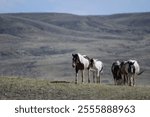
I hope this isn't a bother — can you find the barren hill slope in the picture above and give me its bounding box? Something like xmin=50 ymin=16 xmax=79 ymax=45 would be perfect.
xmin=0 ymin=12 xmax=150 ymax=85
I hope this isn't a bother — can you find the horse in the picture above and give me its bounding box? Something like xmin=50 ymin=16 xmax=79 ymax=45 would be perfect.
xmin=89 ymin=58 xmax=103 ymax=83
xmin=72 ymin=53 xmax=91 ymax=84
xmin=111 ymin=61 xmax=122 ymax=85
xmin=120 ymin=60 xmax=144 ymax=86
xmin=127 ymin=60 xmax=144 ymax=86
xmin=120 ymin=61 xmax=129 ymax=85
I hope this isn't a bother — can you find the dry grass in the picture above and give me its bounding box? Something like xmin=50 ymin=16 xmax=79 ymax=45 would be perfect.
xmin=0 ymin=77 xmax=150 ymax=100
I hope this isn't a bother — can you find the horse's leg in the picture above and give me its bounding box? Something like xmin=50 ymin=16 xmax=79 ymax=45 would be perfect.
xmin=124 ymin=74 xmax=127 ymax=85
xmin=97 ymin=70 xmax=100 ymax=84
xmin=114 ymin=78 xmax=116 ymax=85
xmin=133 ymin=75 xmax=135 ymax=86
xmin=75 ymin=68 xmax=78 ymax=84
xmin=88 ymin=70 xmax=90 ymax=83
xmin=121 ymin=74 xmax=123 ymax=85
xmin=99 ymin=74 xmax=101 ymax=84
xmin=127 ymin=75 xmax=129 ymax=85
xmin=81 ymin=70 xmax=84 ymax=83
xmin=113 ymin=74 xmax=116 ymax=85
xmin=93 ymin=71 xmax=95 ymax=83
xmin=96 ymin=71 xmax=98 ymax=83
xmin=96 ymin=76 xmax=98 ymax=83
xmin=129 ymin=75 xmax=132 ymax=86
xmin=123 ymin=75 xmax=125 ymax=85
xmin=131 ymin=76 xmax=133 ymax=86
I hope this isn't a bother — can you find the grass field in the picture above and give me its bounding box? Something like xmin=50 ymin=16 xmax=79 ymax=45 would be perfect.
xmin=0 ymin=77 xmax=150 ymax=100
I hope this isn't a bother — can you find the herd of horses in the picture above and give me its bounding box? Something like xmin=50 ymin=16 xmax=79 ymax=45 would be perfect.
xmin=72 ymin=53 xmax=144 ymax=86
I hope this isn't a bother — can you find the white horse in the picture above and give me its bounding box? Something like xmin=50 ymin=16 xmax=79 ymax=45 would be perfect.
xmin=72 ymin=53 xmax=90 ymax=84
xmin=89 ymin=58 xmax=103 ymax=83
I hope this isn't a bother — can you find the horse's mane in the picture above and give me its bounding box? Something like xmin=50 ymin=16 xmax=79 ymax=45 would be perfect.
xmin=83 ymin=55 xmax=90 ymax=61
xmin=77 ymin=53 xmax=90 ymax=64
xmin=77 ymin=53 xmax=84 ymax=64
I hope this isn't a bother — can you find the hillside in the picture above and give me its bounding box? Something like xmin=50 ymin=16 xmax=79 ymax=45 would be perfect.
xmin=0 ymin=12 xmax=150 ymax=85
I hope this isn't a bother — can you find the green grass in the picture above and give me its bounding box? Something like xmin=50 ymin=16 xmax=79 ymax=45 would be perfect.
xmin=0 ymin=77 xmax=150 ymax=100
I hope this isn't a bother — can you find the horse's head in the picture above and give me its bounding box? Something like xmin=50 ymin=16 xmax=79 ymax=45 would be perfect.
xmin=72 ymin=54 xmax=79 ymax=68
xmin=128 ymin=61 xmax=135 ymax=74
xmin=112 ymin=60 xmax=121 ymax=72
xmin=89 ymin=58 xmax=94 ymax=68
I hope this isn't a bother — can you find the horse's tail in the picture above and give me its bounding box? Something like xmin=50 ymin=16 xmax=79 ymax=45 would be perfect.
xmin=137 ymin=70 xmax=144 ymax=75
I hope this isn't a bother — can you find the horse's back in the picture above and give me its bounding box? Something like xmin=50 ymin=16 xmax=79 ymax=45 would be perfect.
xmin=95 ymin=60 xmax=103 ymax=71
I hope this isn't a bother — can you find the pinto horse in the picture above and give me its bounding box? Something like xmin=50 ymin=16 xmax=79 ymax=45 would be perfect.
xmin=120 ymin=60 xmax=144 ymax=86
xmin=89 ymin=58 xmax=103 ymax=83
xmin=72 ymin=53 xmax=90 ymax=84
xmin=127 ymin=60 xmax=144 ymax=86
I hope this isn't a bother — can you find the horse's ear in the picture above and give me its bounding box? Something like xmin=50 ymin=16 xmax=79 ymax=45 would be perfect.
xmin=129 ymin=61 xmax=135 ymax=65
xmin=131 ymin=62 xmax=135 ymax=65
xmin=90 ymin=58 xmax=94 ymax=63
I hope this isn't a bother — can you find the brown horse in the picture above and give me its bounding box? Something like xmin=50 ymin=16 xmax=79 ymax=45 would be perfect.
xmin=120 ymin=61 xmax=129 ymax=85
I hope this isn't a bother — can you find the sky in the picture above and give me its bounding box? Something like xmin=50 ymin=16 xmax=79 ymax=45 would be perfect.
xmin=0 ymin=0 xmax=150 ymax=15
